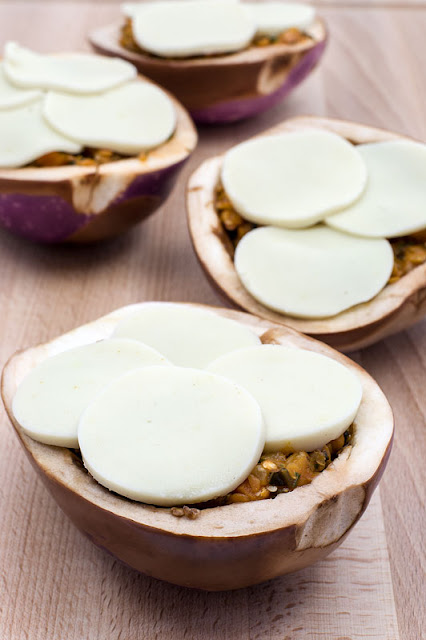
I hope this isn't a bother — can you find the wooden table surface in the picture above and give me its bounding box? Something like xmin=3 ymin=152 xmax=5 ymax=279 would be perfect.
xmin=0 ymin=1 xmax=425 ymax=639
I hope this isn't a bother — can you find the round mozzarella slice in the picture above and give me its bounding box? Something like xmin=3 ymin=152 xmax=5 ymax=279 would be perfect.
xmin=78 ymin=366 xmax=265 ymax=505
xmin=221 ymin=131 xmax=367 ymax=228
xmin=0 ymin=62 xmax=42 ymax=110
xmin=244 ymin=2 xmax=316 ymax=37
xmin=112 ymin=302 xmax=261 ymax=368
xmin=3 ymin=42 xmax=136 ymax=94
xmin=43 ymin=80 xmax=176 ymax=154
xmin=208 ymin=344 xmax=362 ymax=453
xmin=0 ymin=98 xmax=81 ymax=168
xmin=326 ymin=140 xmax=426 ymax=238
xmin=121 ymin=2 xmax=141 ymax=18
xmin=12 ymin=339 xmax=169 ymax=447
xmin=132 ymin=0 xmax=256 ymax=58
xmin=234 ymin=225 xmax=393 ymax=318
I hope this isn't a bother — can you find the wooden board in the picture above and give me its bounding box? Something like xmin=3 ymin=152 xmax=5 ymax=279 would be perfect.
xmin=0 ymin=484 xmax=399 ymax=640
xmin=0 ymin=1 xmax=425 ymax=639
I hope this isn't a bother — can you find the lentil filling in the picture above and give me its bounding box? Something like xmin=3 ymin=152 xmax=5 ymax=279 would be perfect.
xmin=28 ymin=148 xmax=128 ymax=168
xmin=207 ymin=425 xmax=353 ymax=508
xmin=214 ymin=183 xmax=426 ymax=284
xmin=119 ymin=17 xmax=310 ymax=58
xmin=71 ymin=424 xmax=353 ymax=518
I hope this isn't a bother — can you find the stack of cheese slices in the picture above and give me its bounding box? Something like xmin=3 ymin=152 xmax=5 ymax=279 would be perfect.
xmin=220 ymin=129 xmax=426 ymax=318
xmin=12 ymin=303 xmax=362 ymax=507
xmin=0 ymin=42 xmax=176 ymax=168
xmin=121 ymin=0 xmax=317 ymax=58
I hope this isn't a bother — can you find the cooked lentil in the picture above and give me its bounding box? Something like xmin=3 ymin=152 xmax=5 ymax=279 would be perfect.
xmin=389 ymin=237 xmax=426 ymax=283
xmin=119 ymin=18 xmax=310 ymax=59
xmin=29 ymin=148 xmax=126 ymax=168
xmin=215 ymin=184 xmax=256 ymax=253
xmin=171 ymin=505 xmax=201 ymax=519
xmin=220 ymin=426 xmax=353 ymax=505
xmin=70 ymin=426 xmax=353 ymax=511
xmin=214 ymin=183 xmax=426 ymax=283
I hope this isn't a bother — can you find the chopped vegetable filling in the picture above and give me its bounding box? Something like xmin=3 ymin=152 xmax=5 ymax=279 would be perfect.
xmin=219 ymin=426 xmax=352 ymax=505
xmin=215 ymin=183 xmax=256 ymax=250
xmin=214 ymin=183 xmax=426 ymax=283
xmin=389 ymin=236 xmax=426 ymax=283
xmin=70 ymin=426 xmax=353 ymax=515
xmin=28 ymin=146 xmax=152 ymax=168
xmin=119 ymin=18 xmax=309 ymax=58
xmin=30 ymin=148 xmax=123 ymax=167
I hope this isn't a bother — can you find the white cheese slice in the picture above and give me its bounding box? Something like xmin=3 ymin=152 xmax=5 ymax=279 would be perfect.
xmin=234 ymin=225 xmax=393 ymax=318
xmin=112 ymin=302 xmax=261 ymax=368
xmin=221 ymin=131 xmax=367 ymax=228
xmin=326 ymin=140 xmax=426 ymax=238
xmin=244 ymin=2 xmax=316 ymax=37
xmin=3 ymin=42 xmax=136 ymax=94
xmin=132 ymin=0 xmax=256 ymax=58
xmin=78 ymin=366 xmax=265 ymax=505
xmin=208 ymin=344 xmax=362 ymax=453
xmin=121 ymin=2 xmax=142 ymax=18
xmin=12 ymin=339 xmax=170 ymax=447
xmin=43 ymin=80 xmax=176 ymax=154
xmin=0 ymin=97 xmax=82 ymax=168
xmin=0 ymin=62 xmax=42 ymax=110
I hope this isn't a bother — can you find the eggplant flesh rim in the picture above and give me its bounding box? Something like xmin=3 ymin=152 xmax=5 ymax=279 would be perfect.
xmin=186 ymin=116 xmax=426 ymax=348
xmin=2 ymin=303 xmax=393 ymax=547
xmin=0 ymin=74 xmax=197 ymax=216
xmin=89 ymin=16 xmax=326 ymax=67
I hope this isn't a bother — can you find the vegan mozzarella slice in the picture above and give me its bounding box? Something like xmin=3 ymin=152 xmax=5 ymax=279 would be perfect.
xmin=112 ymin=302 xmax=261 ymax=368
xmin=121 ymin=3 xmax=138 ymax=18
xmin=208 ymin=344 xmax=362 ymax=453
xmin=221 ymin=131 xmax=367 ymax=228
xmin=3 ymin=42 xmax=136 ymax=94
xmin=0 ymin=98 xmax=81 ymax=168
xmin=12 ymin=339 xmax=169 ymax=447
xmin=121 ymin=2 xmax=145 ymax=18
xmin=234 ymin=225 xmax=393 ymax=318
xmin=43 ymin=80 xmax=176 ymax=154
xmin=326 ymin=140 xmax=426 ymax=238
xmin=0 ymin=62 xmax=42 ymax=110
xmin=132 ymin=0 xmax=256 ymax=58
xmin=244 ymin=2 xmax=316 ymax=37
xmin=78 ymin=366 xmax=265 ymax=505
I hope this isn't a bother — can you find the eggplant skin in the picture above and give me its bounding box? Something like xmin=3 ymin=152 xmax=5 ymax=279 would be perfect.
xmin=89 ymin=19 xmax=327 ymax=124
xmin=189 ymin=39 xmax=326 ymax=124
xmin=0 ymin=160 xmax=187 ymax=243
xmin=186 ymin=116 xmax=426 ymax=351
xmin=1 ymin=303 xmax=394 ymax=590
xmin=0 ymin=75 xmax=197 ymax=244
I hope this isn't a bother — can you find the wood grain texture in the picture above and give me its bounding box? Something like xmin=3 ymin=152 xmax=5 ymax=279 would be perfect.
xmin=0 ymin=1 xmax=424 ymax=639
xmin=0 ymin=485 xmax=400 ymax=640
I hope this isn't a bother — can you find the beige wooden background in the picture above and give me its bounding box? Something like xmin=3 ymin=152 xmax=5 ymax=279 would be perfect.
xmin=0 ymin=1 xmax=425 ymax=639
